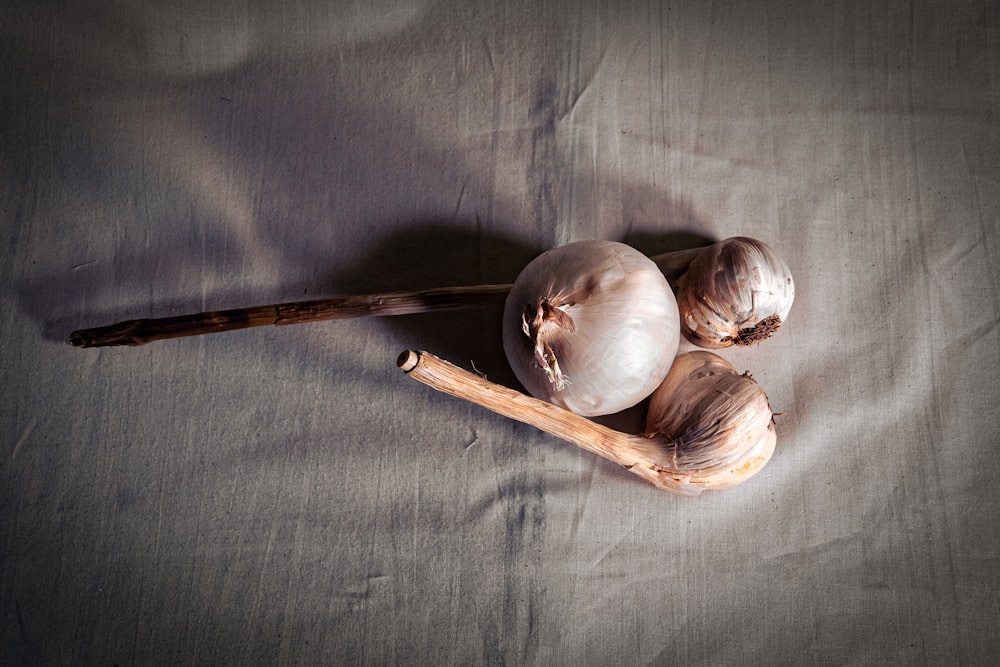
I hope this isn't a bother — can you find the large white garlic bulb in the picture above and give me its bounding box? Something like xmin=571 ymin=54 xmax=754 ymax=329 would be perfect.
xmin=641 ymin=350 xmax=776 ymax=491
xmin=502 ymin=240 xmax=680 ymax=417
xmin=658 ymin=237 xmax=794 ymax=348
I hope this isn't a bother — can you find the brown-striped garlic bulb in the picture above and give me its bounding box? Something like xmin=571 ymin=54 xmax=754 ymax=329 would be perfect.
xmin=654 ymin=237 xmax=794 ymax=348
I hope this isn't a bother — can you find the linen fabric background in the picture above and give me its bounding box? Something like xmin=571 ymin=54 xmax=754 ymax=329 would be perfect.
xmin=2 ymin=0 xmax=998 ymax=664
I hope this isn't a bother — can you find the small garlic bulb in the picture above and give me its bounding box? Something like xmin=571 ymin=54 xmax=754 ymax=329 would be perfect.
xmin=660 ymin=237 xmax=794 ymax=348
xmin=642 ymin=351 xmax=776 ymax=492
xmin=503 ymin=240 xmax=680 ymax=417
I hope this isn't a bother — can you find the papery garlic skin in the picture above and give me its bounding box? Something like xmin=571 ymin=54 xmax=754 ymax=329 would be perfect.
xmin=642 ymin=351 xmax=776 ymax=491
xmin=503 ymin=240 xmax=680 ymax=417
xmin=671 ymin=237 xmax=794 ymax=348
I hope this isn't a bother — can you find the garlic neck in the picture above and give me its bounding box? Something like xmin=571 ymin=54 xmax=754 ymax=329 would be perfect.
xmin=521 ymin=297 xmax=575 ymax=390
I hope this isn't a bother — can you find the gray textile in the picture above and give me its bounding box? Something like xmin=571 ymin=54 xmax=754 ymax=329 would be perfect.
xmin=2 ymin=1 xmax=998 ymax=664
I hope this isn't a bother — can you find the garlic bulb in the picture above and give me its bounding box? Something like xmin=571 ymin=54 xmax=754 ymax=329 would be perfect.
xmin=502 ymin=240 xmax=680 ymax=417
xmin=399 ymin=349 xmax=776 ymax=495
xmin=654 ymin=237 xmax=794 ymax=348
xmin=641 ymin=350 xmax=775 ymax=491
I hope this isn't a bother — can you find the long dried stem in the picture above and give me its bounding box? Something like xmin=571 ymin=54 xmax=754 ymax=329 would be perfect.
xmin=66 ymin=249 xmax=698 ymax=348
xmin=68 ymin=285 xmax=511 ymax=347
xmin=397 ymin=349 xmax=704 ymax=495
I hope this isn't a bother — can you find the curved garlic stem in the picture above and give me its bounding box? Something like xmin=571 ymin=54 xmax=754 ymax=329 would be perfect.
xmin=398 ymin=349 xmax=707 ymax=496
xmin=68 ymin=285 xmax=511 ymax=347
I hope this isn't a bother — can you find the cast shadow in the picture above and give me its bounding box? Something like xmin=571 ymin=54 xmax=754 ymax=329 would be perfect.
xmin=622 ymin=229 xmax=716 ymax=260
xmin=18 ymin=207 xmax=715 ymax=439
xmin=320 ymin=220 xmax=543 ymax=389
xmin=18 ymin=220 xmax=541 ymax=386
xmin=335 ymin=224 xmax=719 ymax=434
